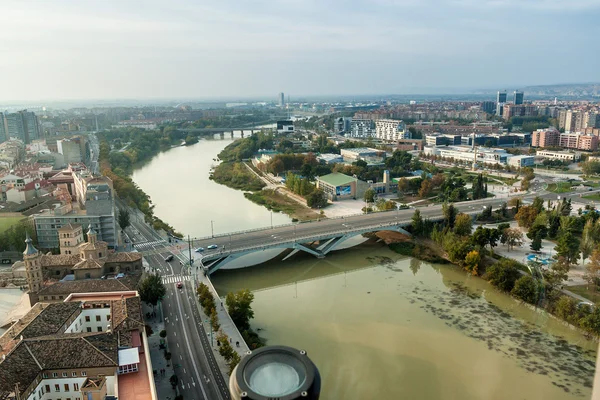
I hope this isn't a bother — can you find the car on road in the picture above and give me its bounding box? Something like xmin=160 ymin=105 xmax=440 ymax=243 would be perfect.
xmin=195 ymin=247 xmax=205 ymax=252
xmin=164 ymin=254 xmax=174 ymax=262
xmin=176 ymin=282 xmax=183 ymax=289
xmin=207 ymin=244 xmax=218 ymax=250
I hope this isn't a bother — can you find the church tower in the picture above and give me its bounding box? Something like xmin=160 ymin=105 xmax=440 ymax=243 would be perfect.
xmin=23 ymin=232 xmax=42 ymax=294
xmin=87 ymin=224 xmax=97 ymax=245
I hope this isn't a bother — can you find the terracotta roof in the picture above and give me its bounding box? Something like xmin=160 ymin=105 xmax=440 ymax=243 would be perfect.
xmin=40 ymin=253 xmax=81 ymax=267
xmin=111 ymin=297 xmax=144 ymax=333
xmin=107 ymin=252 xmax=142 ymax=263
xmin=72 ymin=258 xmax=105 ymax=270
xmin=0 ymin=303 xmax=47 ymax=353
xmin=0 ymin=333 xmax=118 ymax=398
xmin=37 ymin=275 xmax=142 ymax=296
xmin=18 ymin=302 xmax=81 ymax=339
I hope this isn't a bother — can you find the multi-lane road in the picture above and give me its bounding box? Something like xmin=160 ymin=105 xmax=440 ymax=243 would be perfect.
xmin=124 ymin=209 xmax=231 ymax=400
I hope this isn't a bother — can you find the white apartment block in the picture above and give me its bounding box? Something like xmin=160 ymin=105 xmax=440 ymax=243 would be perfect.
xmin=375 ymin=119 xmax=410 ymax=141
xmin=57 ymin=139 xmax=82 ymax=164
xmin=349 ymin=118 xmax=375 ymax=138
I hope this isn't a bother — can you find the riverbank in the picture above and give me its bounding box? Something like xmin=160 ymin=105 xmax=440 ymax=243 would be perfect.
xmin=244 ymin=189 xmax=321 ymax=221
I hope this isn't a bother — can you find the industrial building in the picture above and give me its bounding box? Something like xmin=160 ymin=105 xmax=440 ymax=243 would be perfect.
xmin=316 ymin=172 xmax=369 ymax=201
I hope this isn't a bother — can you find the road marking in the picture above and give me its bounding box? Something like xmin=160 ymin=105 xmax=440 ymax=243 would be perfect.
xmin=174 ymin=280 xmax=210 ymax=399
xmin=177 ymin=343 xmax=180 ymax=348
xmin=180 ymin=354 xmax=183 ymax=360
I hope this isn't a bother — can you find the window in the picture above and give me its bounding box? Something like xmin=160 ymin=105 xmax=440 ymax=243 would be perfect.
xmin=106 ymin=315 xmax=110 ymax=321
xmin=52 ymin=373 xmax=58 ymax=378
xmin=62 ymin=372 xmax=67 ymax=377
xmin=72 ymin=372 xmax=77 ymax=377
xmin=55 ymin=384 xmax=60 ymax=392
xmin=85 ymin=316 xmax=90 ymax=322
xmin=97 ymin=326 xmax=102 ymax=332
xmin=64 ymin=384 xmax=69 ymax=391
xmin=43 ymin=373 xmax=48 ymax=378
xmin=73 ymin=383 xmax=79 ymax=391
xmin=86 ymin=327 xmax=92 ymax=332
xmin=81 ymin=371 xmax=87 ymax=376
xmin=95 ymin=315 xmax=101 ymax=322
xmin=45 ymin=384 xmax=50 ymax=392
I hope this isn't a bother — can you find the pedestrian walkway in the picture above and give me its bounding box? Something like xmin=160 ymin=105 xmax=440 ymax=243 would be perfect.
xmin=162 ymin=275 xmax=191 ymax=285
xmin=144 ymin=303 xmax=177 ymax=400
xmin=134 ymin=239 xmax=167 ymax=251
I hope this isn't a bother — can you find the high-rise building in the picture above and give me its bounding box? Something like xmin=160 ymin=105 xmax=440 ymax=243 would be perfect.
xmin=0 ymin=112 xmax=6 ymax=144
xmin=375 ymin=119 xmax=409 ymax=141
xmin=2 ymin=110 xmax=40 ymax=144
xmin=481 ymin=101 xmax=495 ymax=114
xmin=497 ymin=91 xmax=507 ymax=103
xmin=278 ymin=92 xmax=285 ymax=107
xmin=513 ymin=91 xmax=524 ymax=105
xmin=57 ymin=138 xmax=83 ymax=164
xmin=349 ymin=118 xmax=375 ymax=138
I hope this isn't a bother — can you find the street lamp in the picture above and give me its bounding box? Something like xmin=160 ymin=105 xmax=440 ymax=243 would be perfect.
xmin=205 ymin=318 xmax=214 ymax=346
xmin=211 ymin=220 xmax=215 ymax=238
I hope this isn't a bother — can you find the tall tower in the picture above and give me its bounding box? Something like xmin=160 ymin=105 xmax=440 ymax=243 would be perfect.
xmin=23 ymin=232 xmax=42 ymax=294
xmin=87 ymin=224 xmax=97 ymax=245
xmin=513 ymin=91 xmax=524 ymax=105
xmin=278 ymin=92 xmax=285 ymax=107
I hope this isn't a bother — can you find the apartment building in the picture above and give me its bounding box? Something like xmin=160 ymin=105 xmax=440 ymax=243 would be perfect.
xmin=374 ymin=119 xmax=409 ymax=141
xmin=502 ymin=104 xmax=538 ymax=120
xmin=531 ymin=128 xmax=560 ymax=147
xmin=349 ymin=118 xmax=375 ymax=138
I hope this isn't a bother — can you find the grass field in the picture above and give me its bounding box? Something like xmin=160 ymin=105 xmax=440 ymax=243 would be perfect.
xmin=583 ymin=194 xmax=600 ymax=202
xmin=547 ymin=182 xmax=573 ymax=193
xmin=568 ymin=285 xmax=600 ymax=304
xmin=0 ymin=216 xmax=24 ymax=233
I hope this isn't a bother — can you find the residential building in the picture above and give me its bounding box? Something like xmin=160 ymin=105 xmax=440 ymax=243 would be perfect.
xmin=278 ymin=92 xmax=285 ymax=107
xmin=349 ymin=118 xmax=375 ymax=138
xmin=578 ymin=134 xmax=598 ymax=151
xmin=0 ymin=290 xmax=156 ymax=400
xmin=396 ymin=138 xmax=424 ymax=151
xmin=503 ymin=104 xmax=538 ymax=120
xmin=333 ymin=117 xmax=352 ymax=133
xmin=513 ymin=91 xmax=524 ymax=105
xmin=536 ymin=150 xmax=581 ymax=162
xmin=3 ymin=110 xmax=40 ymax=144
xmin=316 ymin=172 xmax=369 ymax=201
xmin=57 ymin=138 xmax=83 ymax=164
xmin=531 ymin=128 xmax=560 ymax=147
xmin=374 ymin=119 xmax=409 ymax=141
xmin=481 ymin=101 xmax=495 ymax=114
xmin=507 ymin=155 xmax=535 ymax=168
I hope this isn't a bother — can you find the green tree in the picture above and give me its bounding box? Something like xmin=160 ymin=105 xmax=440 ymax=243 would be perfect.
xmin=554 ymin=296 xmax=578 ymax=323
xmin=170 ymin=374 xmax=179 ymax=390
xmin=584 ymin=248 xmax=600 ymax=286
xmin=530 ymin=231 xmax=542 ymax=252
xmin=210 ymin=307 xmax=220 ymax=332
xmin=118 ymin=208 xmax=131 ymax=231
xmin=554 ymin=231 xmax=580 ymax=264
xmin=442 ymin=202 xmax=457 ymax=228
xmin=581 ymin=219 xmax=596 ymax=265
xmin=411 ymin=209 xmax=424 ymax=236
xmin=160 ymin=330 xmax=167 ymax=338
xmin=453 ymin=213 xmax=472 ymax=236
xmin=486 ymin=260 xmax=520 ymax=292
xmin=306 ymin=189 xmax=328 ymax=208
xmin=545 ymin=256 xmax=570 ymax=289
xmin=226 ymin=289 xmax=255 ymax=331
xmin=511 ymin=275 xmax=539 ymax=304
xmin=139 ymin=274 xmax=166 ymax=309
xmin=504 ymin=228 xmax=524 ymax=251
xmin=364 ymin=188 xmax=376 ymax=203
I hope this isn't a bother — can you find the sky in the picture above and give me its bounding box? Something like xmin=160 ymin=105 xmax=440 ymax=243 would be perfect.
xmin=0 ymin=0 xmax=599 ymax=101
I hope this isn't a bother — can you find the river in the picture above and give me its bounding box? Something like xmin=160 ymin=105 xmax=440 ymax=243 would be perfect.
xmin=132 ymin=137 xmax=597 ymax=399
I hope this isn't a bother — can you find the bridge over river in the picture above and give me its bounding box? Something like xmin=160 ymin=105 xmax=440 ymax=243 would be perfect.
xmin=186 ymin=197 xmax=514 ymax=274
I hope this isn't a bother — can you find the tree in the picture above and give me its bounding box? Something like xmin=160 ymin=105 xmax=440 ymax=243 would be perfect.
xmin=170 ymin=374 xmax=179 ymax=390
xmin=554 ymin=231 xmax=580 ymax=264
xmin=530 ymin=231 xmax=542 ymax=252
xmin=464 ymin=250 xmax=481 ymax=275
xmin=226 ymin=289 xmax=255 ymax=331
xmin=581 ymin=219 xmax=596 ymax=265
xmin=504 ymin=228 xmax=524 ymax=251
xmin=584 ymin=248 xmax=600 ymax=286
xmin=531 ymin=196 xmax=545 ymax=214
xmin=139 ymin=274 xmax=166 ymax=309
xmin=210 ymin=307 xmax=220 ymax=332
xmin=442 ymin=203 xmax=457 ymax=228
xmin=514 ymin=205 xmax=538 ymax=228
xmin=118 ymin=208 xmax=131 ymax=231
xmin=364 ymin=188 xmax=376 ymax=203
xmin=511 ymin=275 xmax=539 ymax=304
xmin=418 ymin=179 xmax=433 ymax=198
xmin=486 ymin=260 xmax=520 ymax=292
xmin=411 ymin=209 xmax=424 ymax=236
xmin=397 ymin=178 xmax=409 ymax=195
xmin=216 ymin=330 xmax=235 ymax=361
xmin=508 ymin=197 xmax=522 ymax=213
xmin=160 ymin=330 xmax=167 ymax=338
xmin=554 ymin=296 xmax=578 ymax=323
xmin=306 ymin=189 xmax=328 ymax=209
xmin=546 ymin=256 xmax=570 ymax=289
xmin=454 ymin=213 xmax=472 ymax=236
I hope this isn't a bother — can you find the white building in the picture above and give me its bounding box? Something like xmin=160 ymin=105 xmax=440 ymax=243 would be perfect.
xmin=536 ymin=150 xmax=581 ymax=162
xmin=507 ymin=155 xmax=535 ymax=168
xmin=57 ymin=138 xmax=83 ymax=164
xmin=349 ymin=118 xmax=375 ymax=138
xmin=375 ymin=119 xmax=409 ymax=141
xmin=425 ymin=145 xmax=510 ymax=165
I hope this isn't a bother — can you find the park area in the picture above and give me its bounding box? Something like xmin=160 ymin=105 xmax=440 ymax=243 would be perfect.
xmin=0 ymin=215 xmax=24 ymax=234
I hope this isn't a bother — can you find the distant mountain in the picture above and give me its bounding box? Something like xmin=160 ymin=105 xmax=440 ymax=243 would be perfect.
xmin=522 ymin=83 xmax=600 ymax=98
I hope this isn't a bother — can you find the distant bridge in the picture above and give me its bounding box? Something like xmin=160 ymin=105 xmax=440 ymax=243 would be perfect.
xmin=189 ymin=197 xmax=512 ymax=274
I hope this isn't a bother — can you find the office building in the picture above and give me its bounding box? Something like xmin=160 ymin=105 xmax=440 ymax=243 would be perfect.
xmin=425 ymin=134 xmax=461 ymax=146
xmin=424 ymin=145 xmax=510 ymax=165
xmin=513 ymin=91 xmax=524 ymax=105
xmin=481 ymin=101 xmax=495 ymax=114
xmin=340 ymin=147 xmax=386 ymax=163
xmin=316 ymin=172 xmax=369 ymax=201
xmin=497 ymin=91 xmax=507 ymax=104
xmin=507 ymin=155 xmax=535 ymax=168
xmin=375 ymin=119 xmax=409 ymax=141
xmin=0 ymin=112 xmax=6 ymax=144
xmin=333 ymin=117 xmax=352 ymax=133
xmin=276 ymin=120 xmax=294 ymax=134
xmin=278 ymin=92 xmax=285 ymax=107
xmin=349 ymin=118 xmax=375 ymax=138
xmin=3 ymin=110 xmax=40 ymax=144
xmin=536 ymin=150 xmax=581 ymax=162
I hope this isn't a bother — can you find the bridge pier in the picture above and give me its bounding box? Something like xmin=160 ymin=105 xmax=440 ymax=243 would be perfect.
xmin=241 ymin=130 xmax=244 ymax=138
xmin=231 ymin=131 xmax=234 ymax=138
xmin=219 ymin=132 xmax=225 ymax=139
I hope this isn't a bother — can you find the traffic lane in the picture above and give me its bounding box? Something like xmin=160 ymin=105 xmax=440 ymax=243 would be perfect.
xmin=163 ymin=282 xmax=214 ymax=399
xmin=161 ymin=287 xmax=207 ymax=400
xmin=180 ymin=281 xmax=229 ymax=400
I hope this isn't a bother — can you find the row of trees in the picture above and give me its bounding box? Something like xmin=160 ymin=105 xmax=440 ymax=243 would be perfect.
xmin=0 ymin=220 xmax=36 ymax=252
xmin=225 ymin=289 xmax=265 ymax=349
xmin=197 ymin=283 xmax=220 ymax=332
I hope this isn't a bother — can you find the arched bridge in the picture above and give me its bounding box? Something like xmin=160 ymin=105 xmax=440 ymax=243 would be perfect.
xmin=190 ymin=197 xmax=512 ymax=275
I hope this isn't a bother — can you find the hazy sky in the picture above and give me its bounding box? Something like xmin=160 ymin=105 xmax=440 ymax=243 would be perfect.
xmin=1 ymin=0 xmax=598 ymax=101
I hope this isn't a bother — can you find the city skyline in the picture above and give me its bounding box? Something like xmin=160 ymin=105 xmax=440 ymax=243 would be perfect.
xmin=0 ymin=0 xmax=599 ymax=101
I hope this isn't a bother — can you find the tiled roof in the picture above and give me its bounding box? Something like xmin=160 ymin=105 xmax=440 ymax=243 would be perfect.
xmin=57 ymin=223 xmax=81 ymax=232
xmin=72 ymin=258 xmax=105 ymax=270
xmin=111 ymin=297 xmax=144 ymax=333
xmin=0 ymin=333 xmax=118 ymax=398
xmin=37 ymin=275 xmax=142 ymax=296
xmin=19 ymin=302 xmax=81 ymax=339
xmin=107 ymin=252 xmax=142 ymax=263
xmin=0 ymin=303 xmax=47 ymax=353
xmin=40 ymin=253 xmax=81 ymax=267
